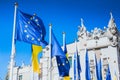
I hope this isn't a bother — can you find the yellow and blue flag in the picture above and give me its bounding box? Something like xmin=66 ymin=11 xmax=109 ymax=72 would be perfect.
xmin=32 ymin=44 xmax=42 ymax=74
xmin=63 ymin=76 xmax=70 ymax=80
xmin=15 ymin=10 xmax=47 ymax=47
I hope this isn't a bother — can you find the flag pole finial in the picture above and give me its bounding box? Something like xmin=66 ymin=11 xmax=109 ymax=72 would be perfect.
xmin=49 ymin=23 xmax=52 ymax=27
xmin=33 ymin=13 xmax=36 ymax=16
xmin=62 ymin=32 xmax=65 ymax=34
xmin=14 ymin=2 xmax=18 ymax=7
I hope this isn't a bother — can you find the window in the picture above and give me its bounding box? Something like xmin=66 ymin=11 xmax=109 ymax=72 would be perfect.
xmin=103 ymin=57 xmax=108 ymax=64
xmin=90 ymin=59 xmax=94 ymax=65
xmin=90 ymin=59 xmax=95 ymax=79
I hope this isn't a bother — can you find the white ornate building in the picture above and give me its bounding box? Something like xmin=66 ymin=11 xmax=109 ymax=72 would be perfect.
xmin=6 ymin=13 xmax=120 ymax=80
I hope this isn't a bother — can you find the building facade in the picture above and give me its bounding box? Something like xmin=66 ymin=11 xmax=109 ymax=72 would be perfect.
xmin=7 ymin=13 xmax=120 ymax=80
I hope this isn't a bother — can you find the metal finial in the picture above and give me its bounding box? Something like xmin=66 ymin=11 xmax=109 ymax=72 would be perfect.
xmin=62 ymin=32 xmax=65 ymax=34
xmin=104 ymin=26 xmax=106 ymax=29
xmin=14 ymin=2 xmax=18 ymax=6
xmin=49 ymin=23 xmax=52 ymax=27
xmin=33 ymin=13 xmax=36 ymax=16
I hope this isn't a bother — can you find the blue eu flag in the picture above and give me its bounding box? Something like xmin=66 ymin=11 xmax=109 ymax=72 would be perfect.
xmin=15 ymin=10 xmax=47 ymax=47
xmin=51 ymin=30 xmax=70 ymax=77
xmin=51 ymin=31 xmax=66 ymax=58
xmin=56 ymin=56 xmax=70 ymax=77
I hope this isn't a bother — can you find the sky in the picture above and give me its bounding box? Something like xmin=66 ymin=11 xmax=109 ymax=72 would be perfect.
xmin=0 ymin=0 xmax=120 ymax=79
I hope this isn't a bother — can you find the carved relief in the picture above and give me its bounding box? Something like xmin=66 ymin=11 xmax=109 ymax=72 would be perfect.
xmin=87 ymin=31 xmax=92 ymax=39
xmin=77 ymin=19 xmax=87 ymax=40
xmin=93 ymin=28 xmax=100 ymax=40
xmin=107 ymin=13 xmax=118 ymax=46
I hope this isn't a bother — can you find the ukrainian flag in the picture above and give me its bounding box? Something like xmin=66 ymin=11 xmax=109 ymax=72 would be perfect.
xmin=32 ymin=44 xmax=42 ymax=74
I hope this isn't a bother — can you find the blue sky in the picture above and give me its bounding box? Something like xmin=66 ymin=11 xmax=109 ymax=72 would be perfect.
xmin=0 ymin=0 xmax=120 ymax=79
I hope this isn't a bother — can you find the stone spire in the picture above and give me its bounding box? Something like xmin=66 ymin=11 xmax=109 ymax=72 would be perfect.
xmin=77 ymin=18 xmax=87 ymax=40
xmin=107 ymin=12 xmax=118 ymax=46
xmin=81 ymin=18 xmax=86 ymax=31
xmin=108 ymin=12 xmax=117 ymax=29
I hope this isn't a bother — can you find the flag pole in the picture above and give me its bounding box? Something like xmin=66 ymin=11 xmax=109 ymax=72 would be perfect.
xmin=72 ymin=53 xmax=74 ymax=80
xmin=62 ymin=32 xmax=65 ymax=51
xmin=31 ymin=66 xmax=34 ymax=80
xmin=75 ymin=40 xmax=78 ymax=80
xmin=62 ymin=32 xmax=65 ymax=80
xmin=9 ymin=2 xmax=18 ymax=80
xmin=72 ymin=40 xmax=78 ymax=80
xmin=49 ymin=23 xmax=52 ymax=80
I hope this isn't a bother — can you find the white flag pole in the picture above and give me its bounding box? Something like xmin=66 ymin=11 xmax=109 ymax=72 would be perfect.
xmin=75 ymin=40 xmax=78 ymax=80
xmin=31 ymin=66 xmax=34 ymax=80
xmin=9 ymin=2 xmax=18 ymax=80
xmin=62 ymin=32 xmax=65 ymax=51
xmin=72 ymin=40 xmax=77 ymax=80
xmin=61 ymin=32 xmax=65 ymax=79
xmin=48 ymin=23 xmax=52 ymax=80
xmin=72 ymin=54 xmax=75 ymax=80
